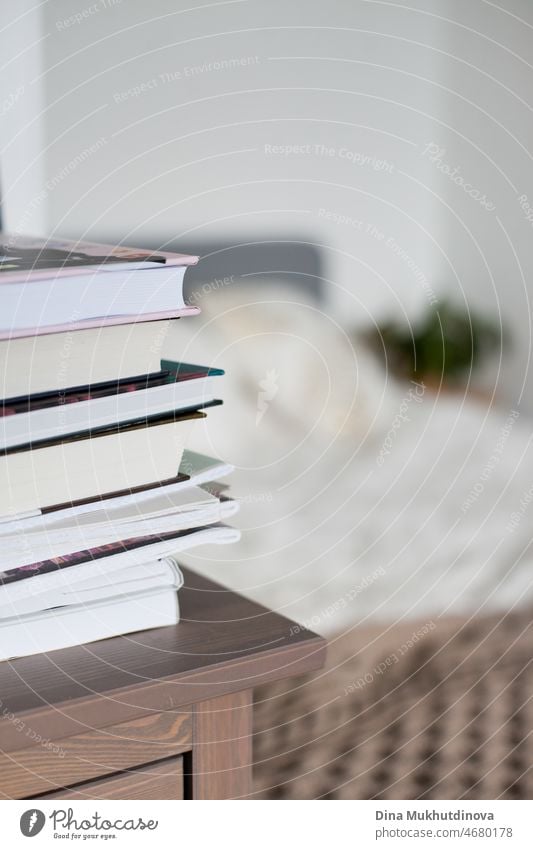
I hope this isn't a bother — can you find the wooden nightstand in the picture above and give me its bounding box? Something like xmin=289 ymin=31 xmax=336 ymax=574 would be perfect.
xmin=0 ymin=568 xmax=326 ymax=800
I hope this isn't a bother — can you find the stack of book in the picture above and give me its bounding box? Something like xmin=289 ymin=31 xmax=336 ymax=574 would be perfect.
xmin=0 ymin=234 xmax=239 ymax=660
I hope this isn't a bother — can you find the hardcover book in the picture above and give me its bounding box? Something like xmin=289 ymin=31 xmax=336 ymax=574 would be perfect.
xmin=0 ymin=234 xmax=200 ymax=336
xmin=0 ymin=234 xmax=198 ymax=282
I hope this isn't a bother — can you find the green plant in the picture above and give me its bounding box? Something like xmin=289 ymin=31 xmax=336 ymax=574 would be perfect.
xmin=365 ymin=301 xmax=503 ymax=383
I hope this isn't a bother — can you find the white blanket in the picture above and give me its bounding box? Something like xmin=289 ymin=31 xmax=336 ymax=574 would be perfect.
xmin=170 ymin=282 xmax=533 ymax=633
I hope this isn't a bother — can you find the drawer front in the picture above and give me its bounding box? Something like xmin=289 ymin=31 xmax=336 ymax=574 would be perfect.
xmin=0 ymin=710 xmax=191 ymax=799
xmin=37 ymin=757 xmax=184 ymax=800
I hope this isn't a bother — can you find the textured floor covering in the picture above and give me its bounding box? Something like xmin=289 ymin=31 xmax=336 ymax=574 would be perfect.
xmin=253 ymin=609 xmax=533 ymax=799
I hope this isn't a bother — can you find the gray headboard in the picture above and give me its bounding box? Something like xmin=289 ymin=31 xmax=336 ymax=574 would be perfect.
xmin=143 ymin=239 xmax=325 ymax=303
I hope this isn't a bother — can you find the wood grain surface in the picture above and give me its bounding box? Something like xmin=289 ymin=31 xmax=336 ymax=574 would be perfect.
xmin=0 ymin=568 xmax=326 ymax=754
xmin=191 ymin=690 xmax=252 ymax=799
xmin=37 ymin=756 xmax=184 ymax=800
xmin=0 ymin=710 xmax=191 ymax=798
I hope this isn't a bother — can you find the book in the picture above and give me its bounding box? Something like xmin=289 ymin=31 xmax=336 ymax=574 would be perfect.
xmin=0 ymin=320 xmax=175 ymax=398
xmin=0 ymin=361 xmax=224 ymax=449
xmin=0 ymin=449 xmax=235 ymax=525
xmin=0 ymin=523 xmax=240 ymax=597
xmin=0 ymin=236 xmax=241 ymax=661
xmin=0 ymin=557 xmax=184 ymax=619
xmin=0 ymin=234 xmax=199 ymax=336
xmin=0 ymin=586 xmax=182 ymax=661
xmin=0 ymin=410 xmax=205 ymax=517
xmin=0 ymin=486 xmax=238 ymax=568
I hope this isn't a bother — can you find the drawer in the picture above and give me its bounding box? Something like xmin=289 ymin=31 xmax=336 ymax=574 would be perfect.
xmin=37 ymin=756 xmax=184 ymax=800
xmin=0 ymin=710 xmax=191 ymax=799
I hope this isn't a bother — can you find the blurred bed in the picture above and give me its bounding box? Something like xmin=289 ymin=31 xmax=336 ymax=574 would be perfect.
xmin=168 ymin=275 xmax=533 ymax=634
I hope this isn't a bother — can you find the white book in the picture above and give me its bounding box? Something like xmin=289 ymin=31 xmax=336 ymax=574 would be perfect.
xmin=0 ymin=586 xmax=181 ymax=661
xmin=0 ymin=373 xmax=221 ymax=450
xmin=0 ymin=557 xmax=183 ymax=619
xmin=0 ymin=523 xmax=241 ymax=608
xmin=0 ymin=449 xmax=234 ymax=527
xmin=0 ymin=234 xmax=198 ymax=335
xmin=1 ymin=266 xmax=190 ymax=332
xmin=0 ymin=321 xmax=174 ymax=399
xmin=0 ymin=489 xmax=239 ymax=568
xmin=0 ymin=414 xmax=197 ymax=518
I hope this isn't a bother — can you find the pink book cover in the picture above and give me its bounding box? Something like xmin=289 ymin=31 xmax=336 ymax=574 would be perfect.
xmin=0 ymin=233 xmax=198 ymax=283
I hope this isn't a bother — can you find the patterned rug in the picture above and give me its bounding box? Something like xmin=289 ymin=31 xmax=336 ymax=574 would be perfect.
xmin=253 ymin=609 xmax=533 ymax=799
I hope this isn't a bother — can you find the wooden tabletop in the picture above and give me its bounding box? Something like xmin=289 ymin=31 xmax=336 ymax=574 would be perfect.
xmin=0 ymin=568 xmax=326 ymax=753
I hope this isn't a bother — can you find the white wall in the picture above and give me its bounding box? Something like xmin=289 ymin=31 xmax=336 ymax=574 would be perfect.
xmin=0 ymin=0 xmax=47 ymax=234
xmin=3 ymin=0 xmax=533 ymax=410
xmin=35 ymin=0 xmax=442 ymax=319
xmin=430 ymin=0 xmax=533 ymax=408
